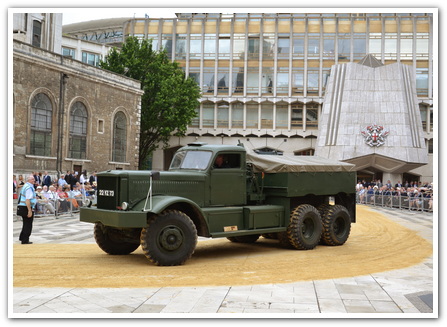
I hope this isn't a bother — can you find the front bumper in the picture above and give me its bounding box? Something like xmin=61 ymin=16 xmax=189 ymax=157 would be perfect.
xmin=80 ymin=207 xmax=148 ymax=228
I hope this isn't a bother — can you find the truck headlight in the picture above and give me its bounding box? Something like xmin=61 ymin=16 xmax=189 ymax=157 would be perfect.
xmin=121 ymin=202 xmax=129 ymax=210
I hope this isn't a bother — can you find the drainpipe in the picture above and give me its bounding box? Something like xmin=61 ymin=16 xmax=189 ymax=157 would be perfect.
xmin=56 ymin=71 xmax=69 ymax=177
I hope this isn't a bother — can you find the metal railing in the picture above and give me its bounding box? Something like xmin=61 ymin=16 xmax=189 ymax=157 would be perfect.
xmin=356 ymin=191 xmax=433 ymax=212
xmin=15 ymin=191 xmax=97 ymax=219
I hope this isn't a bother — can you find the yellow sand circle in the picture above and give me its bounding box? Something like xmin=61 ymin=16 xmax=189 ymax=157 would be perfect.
xmin=13 ymin=206 xmax=432 ymax=288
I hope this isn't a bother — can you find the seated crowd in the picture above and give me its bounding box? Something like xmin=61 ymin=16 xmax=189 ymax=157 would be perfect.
xmin=13 ymin=170 xmax=98 ymax=216
xmin=34 ymin=182 xmax=96 ymax=215
xmin=356 ymin=179 xmax=433 ymax=211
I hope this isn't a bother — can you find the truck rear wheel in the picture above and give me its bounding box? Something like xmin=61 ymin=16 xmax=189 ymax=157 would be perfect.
xmin=140 ymin=210 xmax=198 ymax=266
xmin=287 ymin=204 xmax=322 ymax=250
xmin=94 ymin=223 xmax=140 ymax=255
xmin=320 ymin=205 xmax=351 ymax=246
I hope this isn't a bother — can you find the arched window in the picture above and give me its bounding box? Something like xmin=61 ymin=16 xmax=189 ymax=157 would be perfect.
xmin=30 ymin=93 xmax=52 ymax=156
xmin=112 ymin=111 xmax=127 ymax=162
xmin=69 ymin=101 xmax=88 ymax=159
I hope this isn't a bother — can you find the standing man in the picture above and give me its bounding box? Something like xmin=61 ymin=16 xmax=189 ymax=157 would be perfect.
xmin=42 ymin=171 xmax=52 ymax=188
xmin=17 ymin=175 xmax=37 ymax=244
xmin=89 ymin=171 xmax=97 ymax=185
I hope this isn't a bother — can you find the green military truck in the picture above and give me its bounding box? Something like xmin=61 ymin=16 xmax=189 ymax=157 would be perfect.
xmin=80 ymin=143 xmax=356 ymax=266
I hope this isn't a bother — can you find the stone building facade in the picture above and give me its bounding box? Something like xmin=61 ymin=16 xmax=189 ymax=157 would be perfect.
xmin=315 ymin=55 xmax=428 ymax=184
xmin=13 ymin=40 xmax=143 ymax=178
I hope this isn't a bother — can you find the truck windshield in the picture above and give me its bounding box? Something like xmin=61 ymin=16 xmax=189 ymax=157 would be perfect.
xmin=169 ymin=150 xmax=212 ymax=170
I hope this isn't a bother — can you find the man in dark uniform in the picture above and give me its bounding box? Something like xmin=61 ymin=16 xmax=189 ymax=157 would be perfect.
xmin=17 ymin=175 xmax=37 ymax=244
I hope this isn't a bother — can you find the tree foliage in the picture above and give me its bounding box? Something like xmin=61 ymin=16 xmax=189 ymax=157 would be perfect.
xmin=100 ymin=37 xmax=201 ymax=169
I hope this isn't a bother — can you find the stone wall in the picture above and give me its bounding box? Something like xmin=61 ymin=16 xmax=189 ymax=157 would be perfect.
xmin=12 ymin=40 xmax=143 ymax=177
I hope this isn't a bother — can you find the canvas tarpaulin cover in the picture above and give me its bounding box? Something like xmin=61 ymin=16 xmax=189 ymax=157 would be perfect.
xmin=246 ymin=152 xmax=355 ymax=173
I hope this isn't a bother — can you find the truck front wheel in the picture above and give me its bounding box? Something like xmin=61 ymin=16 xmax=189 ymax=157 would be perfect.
xmin=287 ymin=204 xmax=322 ymax=250
xmin=94 ymin=223 xmax=140 ymax=255
xmin=320 ymin=205 xmax=351 ymax=246
xmin=140 ymin=210 xmax=198 ymax=266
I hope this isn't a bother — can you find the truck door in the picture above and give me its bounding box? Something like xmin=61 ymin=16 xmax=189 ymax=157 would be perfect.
xmin=210 ymin=153 xmax=246 ymax=206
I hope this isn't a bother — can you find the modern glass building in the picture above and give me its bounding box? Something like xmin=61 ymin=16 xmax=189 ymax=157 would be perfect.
xmin=103 ymin=12 xmax=434 ymax=180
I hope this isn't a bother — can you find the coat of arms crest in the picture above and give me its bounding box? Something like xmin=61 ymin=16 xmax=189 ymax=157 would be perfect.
xmin=361 ymin=124 xmax=389 ymax=147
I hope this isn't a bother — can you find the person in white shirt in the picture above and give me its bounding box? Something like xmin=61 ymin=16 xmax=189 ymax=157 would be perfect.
xmin=38 ymin=185 xmax=55 ymax=214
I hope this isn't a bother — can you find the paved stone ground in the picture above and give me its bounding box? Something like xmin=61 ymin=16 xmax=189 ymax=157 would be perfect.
xmin=10 ymin=205 xmax=436 ymax=317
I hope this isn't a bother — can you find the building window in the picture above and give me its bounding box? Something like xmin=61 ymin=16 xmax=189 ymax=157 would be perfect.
xmin=202 ymin=102 xmax=214 ymax=128
xmin=188 ymin=66 xmax=200 ymax=86
xmin=307 ymin=69 xmax=319 ymax=94
xmin=416 ymin=69 xmax=429 ymax=96
xmin=292 ymin=68 xmax=304 ymax=94
xmin=69 ymin=102 xmax=88 ymax=159
xmin=189 ymin=34 xmax=202 ymax=59
xmin=175 ymin=34 xmax=187 ymax=59
xmin=161 ymin=33 xmax=173 ymax=58
xmin=291 ymin=103 xmax=303 ymax=128
xmin=231 ymin=102 xmax=244 ymax=128
xmin=308 ymin=33 xmax=320 ymax=58
xmin=203 ymin=67 xmax=215 ymax=93
xmin=277 ymin=37 xmax=290 ymax=58
xmin=218 ymin=36 xmax=230 ymax=59
xmin=30 ymin=93 xmax=52 ymax=156
xmin=420 ymin=104 xmax=428 ymax=130
xmin=217 ymin=67 xmax=229 ymax=94
xmin=217 ymin=102 xmax=229 ymax=128
xmin=295 ymin=149 xmax=315 ymax=156
xmin=112 ymin=111 xmax=127 ymax=162
xmin=32 ymin=20 xmax=42 ymax=47
xmin=276 ymin=103 xmax=289 ymax=129
xmin=353 ymin=33 xmax=366 ymax=59
xmin=276 ymin=68 xmax=289 ymax=95
xmin=246 ymin=103 xmax=258 ymax=129
xmin=62 ymin=47 xmax=76 ymax=59
xmin=82 ymin=51 xmax=101 ymax=66
xmin=292 ymin=34 xmax=305 ymax=59
xmin=306 ymin=103 xmax=319 ymax=128
xmin=247 ymin=67 xmax=259 ymax=94
xmin=261 ymin=102 xmax=273 ymax=129
xmin=204 ymin=34 xmax=216 ymax=59
xmin=427 ymin=139 xmax=433 ymax=154
xmin=262 ymin=67 xmax=274 ymax=94
xmin=248 ymin=37 xmax=260 ymax=59
xmin=233 ymin=34 xmax=245 ymax=59
xmin=232 ymin=66 xmax=244 ymax=93
xmin=263 ymin=33 xmax=275 ymax=59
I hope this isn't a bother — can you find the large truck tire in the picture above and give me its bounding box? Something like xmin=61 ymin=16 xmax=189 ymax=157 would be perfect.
xmin=94 ymin=223 xmax=140 ymax=255
xmin=320 ymin=204 xmax=351 ymax=246
xmin=140 ymin=210 xmax=198 ymax=266
xmin=287 ymin=204 xmax=322 ymax=250
xmin=227 ymin=234 xmax=260 ymax=243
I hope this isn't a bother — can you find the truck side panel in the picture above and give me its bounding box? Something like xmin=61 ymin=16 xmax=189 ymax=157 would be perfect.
xmin=261 ymin=171 xmax=356 ymax=197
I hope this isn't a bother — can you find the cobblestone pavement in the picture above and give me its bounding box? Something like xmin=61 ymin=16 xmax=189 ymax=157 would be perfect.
xmin=10 ymin=205 xmax=436 ymax=317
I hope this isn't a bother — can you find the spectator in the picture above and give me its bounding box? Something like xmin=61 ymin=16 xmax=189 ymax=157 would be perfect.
xmin=69 ymin=171 xmax=78 ymax=190
xmin=17 ymin=175 xmax=36 ymax=244
xmin=56 ymin=185 xmax=70 ymax=213
xmin=58 ymin=174 xmax=68 ymax=188
xmin=13 ymin=175 xmax=18 ymax=199
xmin=89 ymin=171 xmax=97 ymax=185
xmin=37 ymin=185 xmax=55 ymax=214
xmin=79 ymin=170 xmax=87 ymax=185
xmin=42 ymin=171 xmax=52 ymax=188
xmin=71 ymin=185 xmax=83 ymax=207
xmin=16 ymin=174 xmax=25 ymax=195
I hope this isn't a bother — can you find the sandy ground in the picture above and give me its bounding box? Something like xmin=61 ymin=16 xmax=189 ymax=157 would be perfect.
xmin=13 ymin=206 xmax=432 ymax=288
